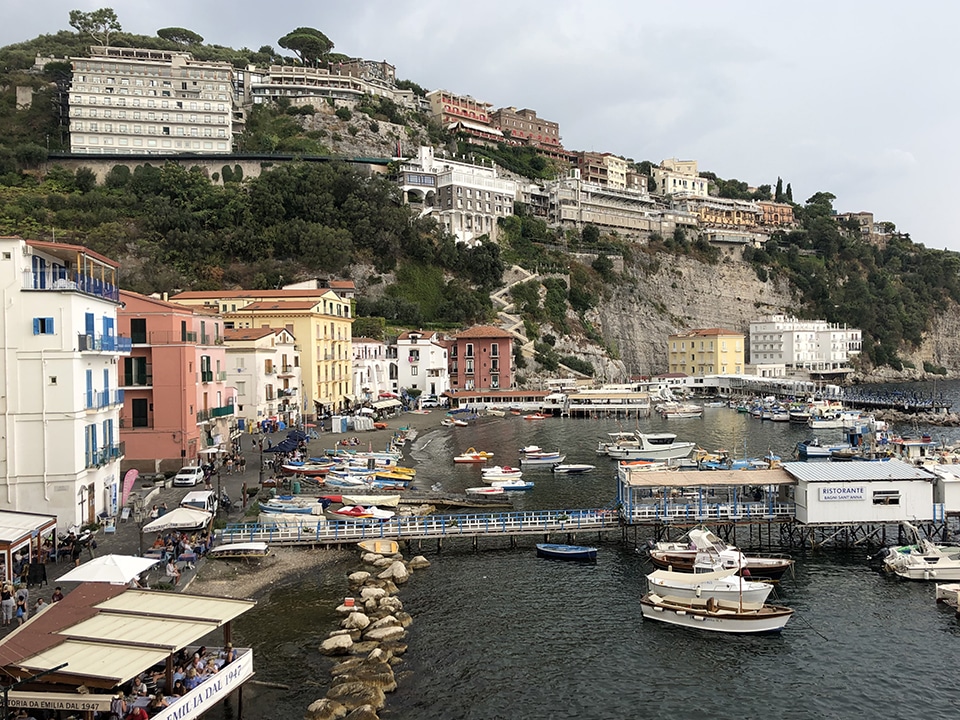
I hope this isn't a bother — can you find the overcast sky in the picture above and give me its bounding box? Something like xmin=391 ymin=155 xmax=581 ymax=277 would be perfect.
xmin=6 ymin=1 xmax=958 ymax=252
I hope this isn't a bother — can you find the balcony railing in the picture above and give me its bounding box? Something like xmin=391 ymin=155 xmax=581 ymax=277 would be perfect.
xmin=200 ymin=370 xmax=213 ymax=383
xmin=121 ymin=373 xmax=152 ymax=387
xmin=200 ymin=334 xmax=211 ymax=346
xmin=138 ymin=330 xmax=198 ymax=345
xmin=83 ymin=389 xmax=125 ymax=410
xmin=78 ymin=333 xmax=132 ymax=353
xmin=197 ymin=404 xmax=235 ymax=423
xmin=85 ymin=442 xmax=123 ymax=468
xmin=215 ymin=370 xmax=228 ymax=381
xmin=23 ymin=269 xmax=120 ymax=303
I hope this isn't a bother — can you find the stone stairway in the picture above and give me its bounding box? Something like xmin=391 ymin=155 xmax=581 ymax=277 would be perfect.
xmin=492 ymin=265 xmax=537 ymax=360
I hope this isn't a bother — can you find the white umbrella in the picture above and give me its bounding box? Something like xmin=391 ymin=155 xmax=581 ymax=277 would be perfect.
xmin=142 ymin=507 xmax=212 ymax=533
xmin=58 ymin=554 xmax=159 ymax=585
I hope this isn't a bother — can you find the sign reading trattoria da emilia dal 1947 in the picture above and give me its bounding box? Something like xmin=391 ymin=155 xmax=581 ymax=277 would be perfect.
xmin=819 ymin=486 xmax=865 ymax=502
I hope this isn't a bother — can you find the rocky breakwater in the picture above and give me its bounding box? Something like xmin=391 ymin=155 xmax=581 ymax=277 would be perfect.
xmin=306 ymin=545 xmax=431 ymax=720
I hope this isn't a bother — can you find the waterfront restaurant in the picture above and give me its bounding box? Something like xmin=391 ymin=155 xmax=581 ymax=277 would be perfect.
xmin=782 ymin=459 xmax=938 ymax=524
xmin=0 ymin=510 xmax=58 ymax=583
xmin=0 ymin=583 xmax=255 ymax=719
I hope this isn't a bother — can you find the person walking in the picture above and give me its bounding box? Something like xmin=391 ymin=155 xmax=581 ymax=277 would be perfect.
xmin=0 ymin=583 xmax=14 ymax=626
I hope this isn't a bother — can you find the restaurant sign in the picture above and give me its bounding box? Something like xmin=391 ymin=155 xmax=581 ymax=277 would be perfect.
xmin=154 ymin=651 xmax=254 ymax=720
xmin=819 ymin=486 xmax=865 ymax=502
xmin=8 ymin=691 xmax=112 ymax=712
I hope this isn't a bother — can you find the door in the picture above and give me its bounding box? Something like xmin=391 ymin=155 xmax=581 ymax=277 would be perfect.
xmin=87 ymin=484 xmax=96 ymax=525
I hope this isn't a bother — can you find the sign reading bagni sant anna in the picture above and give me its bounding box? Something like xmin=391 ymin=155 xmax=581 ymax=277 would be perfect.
xmin=819 ymin=486 xmax=866 ymax=502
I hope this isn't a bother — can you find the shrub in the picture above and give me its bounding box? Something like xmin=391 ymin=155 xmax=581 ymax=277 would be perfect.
xmin=335 ymin=107 xmax=352 ymax=121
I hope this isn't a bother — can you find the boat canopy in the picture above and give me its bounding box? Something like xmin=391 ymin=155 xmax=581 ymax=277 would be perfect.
xmin=647 ymin=567 xmax=742 ymax=585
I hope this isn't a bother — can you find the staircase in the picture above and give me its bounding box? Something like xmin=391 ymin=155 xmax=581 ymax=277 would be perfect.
xmin=492 ymin=265 xmax=538 ymax=361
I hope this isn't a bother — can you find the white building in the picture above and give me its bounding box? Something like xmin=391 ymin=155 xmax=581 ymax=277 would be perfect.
xmin=69 ymin=46 xmax=235 ymax=155
xmin=545 ymin=172 xmax=657 ymax=232
xmin=651 ymin=158 xmax=709 ymax=198
xmin=352 ymin=338 xmax=391 ymax=403
xmin=395 ymin=330 xmax=449 ymax=398
xmin=224 ymin=327 xmax=301 ymax=431
xmin=784 ymin=460 xmax=936 ymax=524
xmin=399 ymin=146 xmax=517 ymax=244
xmin=0 ymin=236 xmax=129 ymax=529
xmin=749 ymin=314 xmax=862 ymax=372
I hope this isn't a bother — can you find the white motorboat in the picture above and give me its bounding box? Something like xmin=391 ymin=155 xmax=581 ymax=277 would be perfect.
xmin=640 ymin=592 xmax=794 ymax=634
xmin=519 ymin=445 xmax=543 ymax=454
xmin=882 ymin=522 xmax=960 ymax=581
xmin=602 ymin=432 xmax=696 ymax=461
xmin=520 ymin=451 xmax=566 ymax=466
xmin=646 ymin=567 xmax=774 ymax=606
xmin=648 ymin=528 xmax=794 ymax=582
xmin=551 ymin=463 xmax=596 ymax=474
xmin=490 ymin=478 xmax=535 ymax=491
xmin=465 ymin=486 xmax=506 ymax=496
xmin=481 ymin=465 xmax=523 ymax=479
xmin=657 ymin=402 xmax=703 ymax=419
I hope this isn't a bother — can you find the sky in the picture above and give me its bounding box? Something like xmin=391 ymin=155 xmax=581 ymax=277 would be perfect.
xmin=5 ymin=1 xmax=959 ymax=252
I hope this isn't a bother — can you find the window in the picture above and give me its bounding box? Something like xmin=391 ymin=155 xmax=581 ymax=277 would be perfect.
xmin=33 ymin=317 xmax=55 ymax=335
xmin=873 ymin=490 xmax=900 ymax=505
xmin=131 ymin=398 xmax=149 ymax=427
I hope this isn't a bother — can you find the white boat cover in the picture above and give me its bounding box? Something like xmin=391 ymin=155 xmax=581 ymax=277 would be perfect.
xmin=647 ymin=567 xmax=739 ymax=585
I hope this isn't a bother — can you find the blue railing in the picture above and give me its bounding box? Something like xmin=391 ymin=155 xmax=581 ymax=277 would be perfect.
xmin=83 ymin=389 xmax=125 ymax=410
xmin=24 ymin=270 xmax=119 ymax=302
xmin=79 ymin=333 xmax=132 ymax=353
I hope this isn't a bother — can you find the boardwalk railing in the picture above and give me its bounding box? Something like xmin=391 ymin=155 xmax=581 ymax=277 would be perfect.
xmin=624 ymin=501 xmax=795 ymax=523
xmin=217 ymin=508 xmax=619 ymax=546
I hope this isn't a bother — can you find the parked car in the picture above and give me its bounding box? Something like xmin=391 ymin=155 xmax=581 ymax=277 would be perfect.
xmin=420 ymin=395 xmax=440 ymax=409
xmin=179 ymin=490 xmax=218 ymax=515
xmin=172 ymin=466 xmax=205 ymax=487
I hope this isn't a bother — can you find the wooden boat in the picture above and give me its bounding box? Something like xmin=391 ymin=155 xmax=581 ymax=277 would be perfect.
xmin=454 ymin=448 xmax=494 ymax=463
xmin=442 ymin=417 xmax=469 ymax=427
xmin=208 ymin=542 xmax=270 ymax=560
xmin=524 ymin=413 xmax=548 ymax=420
xmin=490 ymin=478 xmax=535 ymax=491
xmin=551 ymin=463 xmax=596 ymax=474
xmin=640 ymin=592 xmax=794 ymax=634
xmin=486 ymin=409 xmax=506 ymax=417
xmin=646 ymin=567 xmax=774 ymax=605
xmin=465 ymin=486 xmax=505 ymax=496
xmin=281 ymin=461 xmax=334 ymax=476
xmin=357 ymin=539 xmax=400 ymax=555
xmin=536 ymin=543 xmax=597 ymax=562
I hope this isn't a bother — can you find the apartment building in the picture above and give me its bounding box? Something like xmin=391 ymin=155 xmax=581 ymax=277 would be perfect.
xmin=489 ymin=107 xmax=562 ymax=150
xmin=668 ymin=328 xmax=745 ymax=377
xmin=652 ymin=158 xmax=709 ymax=197
xmin=426 ymin=89 xmax=505 ymax=145
xmin=756 ymin=200 xmax=796 ymax=228
xmin=352 ymin=338 xmax=392 ymax=403
xmin=749 ymin=315 xmax=862 ymax=373
xmin=448 ymin=325 xmax=513 ymax=392
xmin=170 ymin=289 xmax=353 ymax=419
xmin=545 ymin=172 xmax=657 ymax=232
xmin=0 ymin=236 xmax=130 ymax=528
xmin=69 ymin=46 xmax=235 ymax=155
xmin=117 ymin=291 xmax=235 ymax=472
xmin=224 ymin=327 xmax=301 ymax=432
xmin=398 ymin=146 xmax=517 ymax=244
xmin=395 ymin=330 xmax=450 ymax=398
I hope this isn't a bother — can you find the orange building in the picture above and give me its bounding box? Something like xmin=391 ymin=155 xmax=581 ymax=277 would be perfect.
xmin=448 ymin=325 xmax=514 ymax=392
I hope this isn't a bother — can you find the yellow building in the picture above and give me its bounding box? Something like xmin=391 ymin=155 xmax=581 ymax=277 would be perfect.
xmin=668 ymin=328 xmax=744 ymax=376
xmin=169 ymin=289 xmax=353 ymax=417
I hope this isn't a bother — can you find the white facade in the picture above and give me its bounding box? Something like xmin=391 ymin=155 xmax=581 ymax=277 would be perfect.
xmin=603 ymin=155 xmax=629 ymax=190
xmin=652 ymin=158 xmax=708 ymax=198
xmin=399 ymin=146 xmax=517 ymax=244
xmin=224 ymin=328 xmax=301 ymax=431
xmin=69 ymin=46 xmax=235 ymax=155
xmin=395 ymin=331 xmax=449 ymax=397
xmin=787 ymin=460 xmax=936 ymax=524
xmin=545 ymin=173 xmax=657 ymax=232
xmin=352 ymin=338 xmax=391 ymax=403
xmin=0 ymin=236 xmax=128 ymax=529
xmin=749 ymin=314 xmax=862 ymax=371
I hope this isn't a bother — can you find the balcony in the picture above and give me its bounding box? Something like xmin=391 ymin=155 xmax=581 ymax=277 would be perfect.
xmin=86 ymin=442 xmax=124 ymax=468
xmin=200 ymin=334 xmax=212 ymax=346
xmin=121 ymin=373 xmax=152 ymax=388
xmin=83 ymin=389 xmax=125 ymax=410
xmin=138 ymin=330 xmax=198 ymax=345
xmin=197 ymin=404 xmax=235 ymax=423
xmin=78 ymin=333 xmax=132 ymax=353
xmin=216 ymin=371 xmax=228 ymax=381
xmin=264 ymin=367 xmax=276 ymax=375
xmin=200 ymin=370 xmax=213 ymax=383
xmin=23 ymin=268 xmax=119 ymax=303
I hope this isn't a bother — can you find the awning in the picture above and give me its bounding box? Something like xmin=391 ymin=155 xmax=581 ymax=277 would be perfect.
xmin=372 ymin=399 xmax=402 ymax=410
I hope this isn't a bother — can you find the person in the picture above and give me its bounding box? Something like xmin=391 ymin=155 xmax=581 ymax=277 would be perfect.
xmin=147 ymin=693 xmax=169 ymax=716
xmin=170 ymin=679 xmax=187 ymax=697
xmin=108 ymin=692 xmax=126 ymax=720
xmin=165 ymin=559 xmax=181 ymax=586
xmin=70 ymin=537 xmax=83 ymax=567
xmin=51 ymin=586 xmax=64 ymax=602
xmin=34 ymin=597 xmax=48 ymax=613
xmin=183 ymin=667 xmax=200 ymax=691
xmin=221 ymin=642 xmax=237 ymax=665
xmin=127 ymin=706 xmax=149 ymax=720
xmin=149 ymin=505 xmax=160 ymax=520
xmin=131 ymin=675 xmax=148 ymax=697
xmin=0 ymin=583 xmax=14 ymax=626
xmin=14 ymin=586 xmax=28 ymax=625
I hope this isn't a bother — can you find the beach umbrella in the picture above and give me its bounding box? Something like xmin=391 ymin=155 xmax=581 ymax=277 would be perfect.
xmin=142 ymin=507 xmax=212 ymax=533
xmin=287 ymin=430 xmax=308 ymax=441
xmin=58 ymin=554 xmax=159 ymax=585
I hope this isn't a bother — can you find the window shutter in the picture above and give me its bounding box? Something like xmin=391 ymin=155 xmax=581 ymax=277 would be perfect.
xmin=47 ymin=317 xmax=55 ymax=334
xmin=33 ymin=318 xmax=40 ymax=335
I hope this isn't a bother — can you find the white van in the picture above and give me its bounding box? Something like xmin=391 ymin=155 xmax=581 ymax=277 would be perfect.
xmin=179 ymin=490 xmax=218 ymax=515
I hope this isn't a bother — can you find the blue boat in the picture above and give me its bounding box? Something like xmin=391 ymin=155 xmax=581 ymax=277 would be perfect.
xmin=535 ymin=543 xmax=598 ymax=562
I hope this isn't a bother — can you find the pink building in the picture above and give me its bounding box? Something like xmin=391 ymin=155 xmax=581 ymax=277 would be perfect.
xmin=447 ymin=325 xmax=513 ymax=392
xmin=117 ymin=291 xmax=235 ymax=472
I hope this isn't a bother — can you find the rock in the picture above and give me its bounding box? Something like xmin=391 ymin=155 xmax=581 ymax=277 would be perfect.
xmin=348 ymin=571 xmax=371 ymax=586
xmin=304 ymin=697 xmax=348 ymax=720
xmin=329 ymin=658 xmax=365 ymax=676
xmin=381 ymin=580 xmax=399 ymax=595
xmin=368 ymin=614 xmax=399 ymax=629
xmin=366 ymin=648 xmax=388 ymax=663
xmin=341 ymin=612 xmax=371 ymax=631
xmin=360 ymin=552 xmax=383 ymax=564
xmin=343 ymin=705 xmax=380 ymax=720
xmin=408 ymin=555 xmax=431 ymax=569
xmin=377 ymin=561 xmax=409 ymax=584
xmin=348 ymin=640 xmax=381 ymax=655
xmin=360 ymin=587 xmax=386 ymax=602
xmin=395 ymin=610 xmax=413 ymax=628
xmin=371 ymin=556 xmax=394 ymax=568
xmin=363 ymin=625 xmax=407 ymax=642
xmin=320 ymin=634 xmax=354 ymax=655
xmin=379 ymin=639 xmax=408 ymax=656
xmin=378 ymin=596 xmax=403 ymax=613
xmin=331 ymin=660 xmax=396 ymax=692
xmin=364 ymin=598 xmax=378 ymax=613
xmin=325 ymin=681 xmax=386 ymax=711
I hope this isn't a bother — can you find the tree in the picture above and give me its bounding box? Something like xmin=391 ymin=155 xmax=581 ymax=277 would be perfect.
xmin=785 ymin=183 xmax=793 ymax=202
xmin=69 ymin=8 xmax=122 ymax=46
xmin=157 ymin=27 xmax=204 ymax=45
xmin=775 ymin=177 xmax=784 ymax=202
xmin=278 ymin=27 xmax=334 ymax=67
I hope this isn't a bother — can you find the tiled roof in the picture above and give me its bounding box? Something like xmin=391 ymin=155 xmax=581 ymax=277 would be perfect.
xmin=171 ymin=289 xmax=332 ymax=300
xmin=455 ymin=325 xmax=513 ymax=339
xmin=223 ymin=328 xmax=276 ymax=341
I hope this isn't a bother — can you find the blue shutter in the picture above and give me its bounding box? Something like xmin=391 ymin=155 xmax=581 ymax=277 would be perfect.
xmin=86 ymin=370 xmax=93 ymax=409
xmin=33 ymin=318 xmax=40 ymax=335
xmin=46 ymin=317 xmax=54 ymax=334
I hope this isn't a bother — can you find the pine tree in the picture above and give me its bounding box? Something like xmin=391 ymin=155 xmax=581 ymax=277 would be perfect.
xmin=775 ymin=177 xmax=783 ymax=202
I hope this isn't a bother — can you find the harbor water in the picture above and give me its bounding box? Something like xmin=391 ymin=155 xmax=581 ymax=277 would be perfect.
xmin=229 ymin=381 xmax=960 ymax=720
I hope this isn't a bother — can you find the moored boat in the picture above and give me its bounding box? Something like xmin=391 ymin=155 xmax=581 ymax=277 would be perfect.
xmin=520 ymin=452 xmax=566 ymax=466
xmin=639 ymin=592 xmax=793 ymax=634
xmin=648 ymin=528 xmax=794 ymax=582
xmin=551 ymin=463 xmax=596 ymax=474
xmin=646 ymin=567 xmax=774 ymax=605
xmin=357 ymin=539 xmax=400 ymax=555
xmin=465 ymin=486 xmax=506 ymax=496
xmin=208 ymin=542 xmax=270 ymax=560
xmin=454 ymin=447 xmax=495 ymax=463
xmin=481 ymin=465 xmax=523 ymax=479
xmin=490 ymin=478 xmax=535 ymax=491
xmin=602 ymin=432 xmax=696 ymax=461
xmin=535 ymin=543 xmax=597 ymax=562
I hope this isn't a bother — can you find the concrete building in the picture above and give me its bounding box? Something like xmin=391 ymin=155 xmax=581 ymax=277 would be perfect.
xmin=602 ymin=154 xmax=629 ymax=190
xmin=757 ymin=200 xmax=797 ymax=228
xmin=489 ymin=107 xmax=562 ymax=150
xmin=398 ymin=146 xmax=517 ymax=244
xmin=117 ymin=291 xmax=235 ymax=473
xmin=395 ymin=330 xmax=450 ymax=398
xmin=835 ymin=211 xmax=875 ymax=237
xmin=652 ymin=158 xmax=708 ymax=198
xmin=749 ymin=314 xmax=862 ymax=373
xmin=448 ymin=325 xmax=513 ymax=392
xmin=69 ymin=46 xmax=235 ymax=155
xmin=668 ymin=328 xmax=745 ymax=377
xmin=352 ymin=338 xmax=392 ymax=403
xmin=170 ymin=289 xmax=354 ymax=418
xmin=244 ymin=63 xmax=417 ymax=109
xmin=224 ymin=327 xmax=301 ymax=432
xmin=0 ymin=236 xmax=130 ymax=529
xmin=545 ymin=172 xmax=657 ymax=232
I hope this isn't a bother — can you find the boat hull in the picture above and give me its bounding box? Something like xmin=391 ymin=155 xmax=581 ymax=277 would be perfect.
xmin=640 ymin=593 xmax=793 ymax=634
xmin=536 ymin=543 xmax=597 ymax=561
xmin=646 ymin=576 xmax=773 ymax=605
xmin=551 ymin=464 xmax=596 ymax=474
